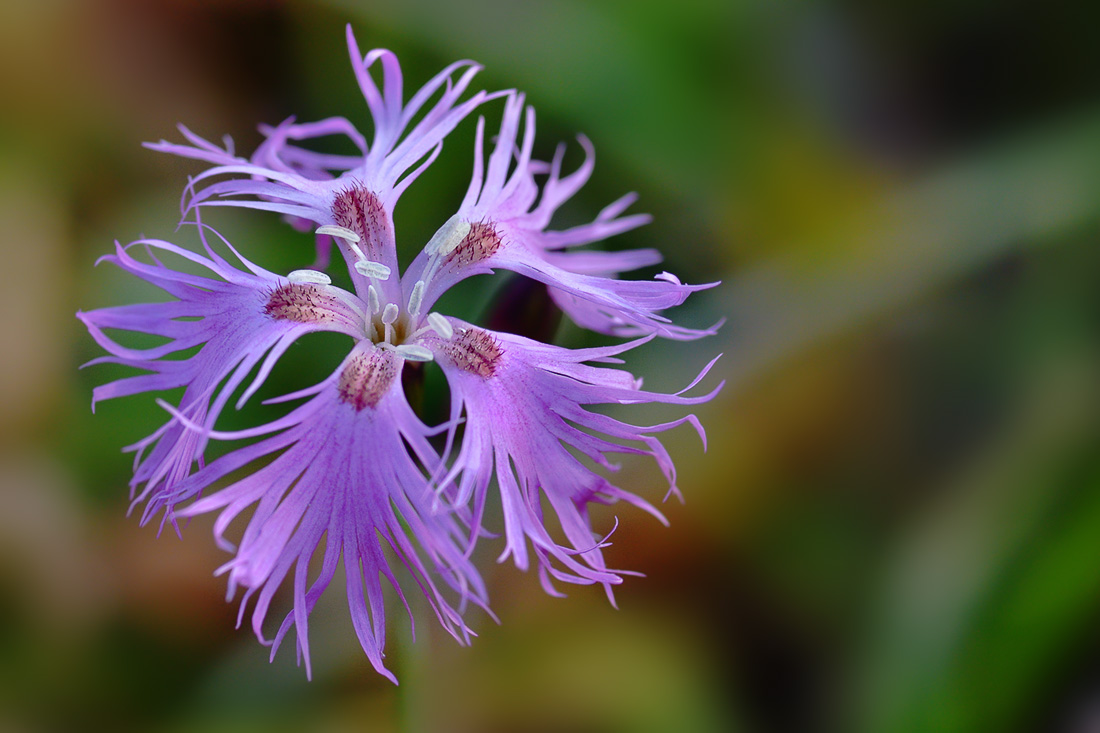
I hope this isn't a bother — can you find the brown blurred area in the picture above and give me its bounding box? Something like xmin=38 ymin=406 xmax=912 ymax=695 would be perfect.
xmin=2 ymin=1 xmax=1100 ymax=732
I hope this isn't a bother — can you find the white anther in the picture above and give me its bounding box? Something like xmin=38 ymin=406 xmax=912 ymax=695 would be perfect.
xmin=425 ymin=214 xmax=471 ymax=256
xmin=407 ymin=280 xmax=426 ymax=316
xmin=368 ymin=285 xmax=380 ymax=314
xmin=381 ymin=303 xmax=399 ymax=325
xmin=287 ymin=269 xmax=331 ymax=285
xmin=426 ymin=312 xmax=453 ymax=339
xmin=316 ymin=224 xmax=361 ymax=243
xmin=396 ymin=344 xmax=434 ymax=362
xmin=354 ymin=260 xmax=392 ymax=280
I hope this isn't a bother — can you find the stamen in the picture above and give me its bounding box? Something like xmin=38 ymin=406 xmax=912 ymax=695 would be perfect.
xmin=368 ymin=285 xmax=380 ymax=315
xmin=425 ymin=215 xmax=472 ymax=256
xmin=381 ymin=303 xmax=399 ymax=324
xmin=407 ymin=280 xmax=426 ymax=317
xmin=347 ymin=242 xmax=368 ymax=262
xmin=427 ymin=312 xmax=453 ymax=339
xmin=316 ymin=224 xmax=361 ymax=243
xmin=287 ymin=269 xmax=331 ymax=285
xmin=396 ymin=344 xmax=434 ymax=362
xmin=354 ymin=260 xmax=392 ymax=280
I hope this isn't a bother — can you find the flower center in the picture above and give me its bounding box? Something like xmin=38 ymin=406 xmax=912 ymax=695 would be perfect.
xmin=369 ymin=302 xmax=410 ymax=346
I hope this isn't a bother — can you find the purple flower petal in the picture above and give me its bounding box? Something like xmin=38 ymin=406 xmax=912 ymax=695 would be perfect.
xmin=428 ymin=321 xmax=723 ymax=601
xmin=404 ymin=94 xmax=718 ymax=340
xmin=146 ymin=26 xmax=497 ymax=307
xmin=78 ymin=227 xmax=367 ymax=522
xmin=162 ymin=342 xmax=487 ymax=682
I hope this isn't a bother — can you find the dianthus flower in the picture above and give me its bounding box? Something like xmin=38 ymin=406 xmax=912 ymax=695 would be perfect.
xmin=80 ymin=25 xmax=722 ymax=682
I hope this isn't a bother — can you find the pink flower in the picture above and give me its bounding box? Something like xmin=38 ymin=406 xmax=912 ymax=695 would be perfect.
xmin=82 ymin=25 xmax=721 ymax=681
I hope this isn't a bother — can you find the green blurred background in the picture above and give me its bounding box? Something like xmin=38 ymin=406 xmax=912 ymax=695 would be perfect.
xmin=3 ymin=1 xmax=1100 ymax=731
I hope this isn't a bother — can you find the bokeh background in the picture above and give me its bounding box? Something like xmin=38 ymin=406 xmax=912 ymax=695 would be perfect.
xmin=3 ymin=1 xmax=1100 ymax=731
